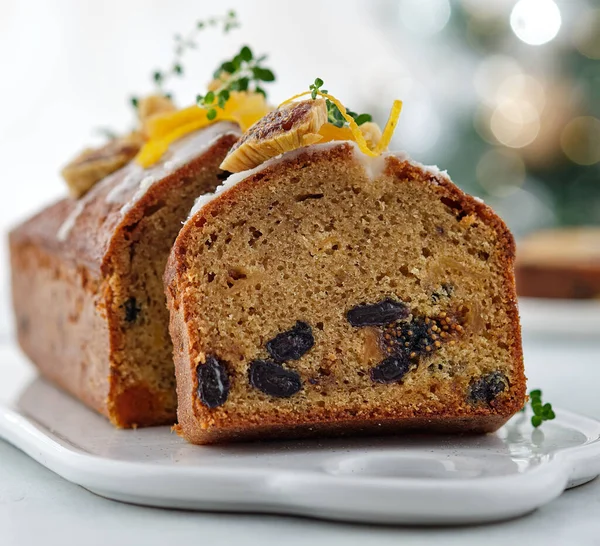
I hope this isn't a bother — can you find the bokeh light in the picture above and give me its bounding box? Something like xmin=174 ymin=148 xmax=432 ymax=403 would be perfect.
xmin=573 ymin=8 xmax=600 ymax=60
xmin=474 ymin=56 xmax=522 ymax=106
xmin=496 ymin=74 xmax=545 ymax=111
xmin=560 ymin=117 xmax=600 ymax=165
xmin=398 ymin=0 xmax=451 ymax=36
xmin=476 ymin=148 xmax=526 ymax=197
xmin=460 ymin=0 xmax=512 ymax=21
xmin=510 ymin=0 xmax=561 ymax=46
xmin=491 ymin=101 xmax=540 ymax=148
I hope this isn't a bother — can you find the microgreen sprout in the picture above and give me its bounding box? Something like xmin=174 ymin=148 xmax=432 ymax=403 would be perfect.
xmin=522 ymin=389 xmax=556 ymax=428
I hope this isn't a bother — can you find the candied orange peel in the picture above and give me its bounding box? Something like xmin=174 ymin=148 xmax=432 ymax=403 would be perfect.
xmin=135 ymin=91 xmax=270 ymax=167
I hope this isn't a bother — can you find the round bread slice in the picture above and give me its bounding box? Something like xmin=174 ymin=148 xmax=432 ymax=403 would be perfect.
xmin=166 ymin=141 xmax=526 ymax=444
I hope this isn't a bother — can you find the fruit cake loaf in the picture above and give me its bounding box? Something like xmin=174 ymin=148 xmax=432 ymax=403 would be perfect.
xmin=516 ymin=227 xmax=600 ymax=299
xmin=10 ymin=121 xmax=240 ymax=427
xmin=165 ymin=98 xmax=526 ymax=444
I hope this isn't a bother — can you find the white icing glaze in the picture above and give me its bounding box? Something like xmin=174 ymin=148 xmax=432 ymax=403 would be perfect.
xmin=105 ymin=164 xmax=144 ymax=205
xmin=403 ymin=157 xmax=448 ymax=181
xmin=56 ymin=166 xmax=124 ymax=242
xmin=56 ymin=198 xmax=86 ymax=242
xmin=118 ymin=122 xmax=240 ymax=216
xmin=56 ymin=121 xmax=241 ymax=241
xmin=473 ymin=196 xmax=485 ymax=204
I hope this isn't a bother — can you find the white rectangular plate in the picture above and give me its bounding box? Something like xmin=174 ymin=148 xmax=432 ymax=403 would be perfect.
xmin=1 ymin=345 xmax=600 ymax=525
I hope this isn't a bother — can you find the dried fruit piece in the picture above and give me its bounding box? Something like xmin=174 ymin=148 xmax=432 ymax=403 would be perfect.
xmin=266 ymin=321 xmax=314 ymax=362
xmin=137 ymin=94 xmax=177 ymax=137
xmin=382 ymin=312 xmax=464 ymax=359
xmin=371 ymin=354 xmax=411 ymax=383
xmin=359 ymin=121 xmax=382 ymax=149
xmin=123 ymin=297 xmax=141 ymax=322
xmin=220 ymin=99 xmax=327 ymax=172
xmin=249 ymin=360 xmax=302 ymax=398
xmin=196 ymin=355 xmax=230 ymax=408
xmin=346 ymin=299 xmax=409 ymax=327
xmin=469 ymin=372 xmax=508 ymax=405
xmin=61 ymin=132 xmax=144 ymax=198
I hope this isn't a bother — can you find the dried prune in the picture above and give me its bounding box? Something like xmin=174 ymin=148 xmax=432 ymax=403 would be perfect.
xmin=123 ymin=298 xmax=141 ymax=322
xmin=346 ymin=299 xmax=409 ymax=327
xmin=266 ymin=321 xmax=314 ymax=362
xmin=249 ymin=360 xmax=302 ymax=398
xmin=196 ymin=355 xmax=230 ymax=408
xmin=371 ymin=354 xmax=412 ymax=383
xmin=469 ymin=372 xmax=508 ymax=405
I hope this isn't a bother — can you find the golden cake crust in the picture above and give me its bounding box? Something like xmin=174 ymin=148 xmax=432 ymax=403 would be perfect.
xmin=10 ymin=125 xmax=240 ymax=427
xmin=166 ymin=143 xmax=525 ymax=444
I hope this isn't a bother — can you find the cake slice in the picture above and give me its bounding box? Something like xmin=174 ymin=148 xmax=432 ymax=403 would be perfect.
xmin=165 ymin=98 xmax=526 ymax=444
xmin=516 ymin=227 xmax=600 ymax=299
xmin=10 ymin=122 xmax=241 ymax=427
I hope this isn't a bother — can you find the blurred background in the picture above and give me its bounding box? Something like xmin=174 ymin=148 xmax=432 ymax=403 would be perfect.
xmin=0 ymin=0 xmax=599 ymax=333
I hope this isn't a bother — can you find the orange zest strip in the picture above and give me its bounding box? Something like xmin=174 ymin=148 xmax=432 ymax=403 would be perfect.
xmin=280 ymin=91 xmax=402 ymax=157
xmin=136 ymin=92 xmax=270 ymax=168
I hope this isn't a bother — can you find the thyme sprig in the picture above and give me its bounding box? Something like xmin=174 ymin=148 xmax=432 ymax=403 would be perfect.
xmin=522 ymin=389 xmax=556 ymax=428
xmin=130 ymin=10 xmax=239 ymax=108
xmin=195 ymin=45 xmax=275 ymax=120
xmin=309 ymin=78 xmax=372 ymax=127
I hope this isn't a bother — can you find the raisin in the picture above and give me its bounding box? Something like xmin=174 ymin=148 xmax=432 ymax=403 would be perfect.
xmin=469 ymin=372 xmax=508 ymax=405
xmin=249 ymin=360 xmax=302 ymax=398
xmin=346 ymin=299 xmax=409 ymax=327
xmin=266 ymin=321 xmax=314 ymax=362
xmin=196 ymin=355 xmax=230 ymax=408
xmin=371 ymin=354 xmax=411 ymax=383
xmin=123 ymin=298 xmax=141 ymax=322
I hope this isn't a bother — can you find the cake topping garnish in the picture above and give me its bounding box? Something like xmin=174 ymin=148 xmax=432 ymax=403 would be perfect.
xmin=196 ymin=45 xmax=275 ymax=121
xmin=60 ymin=11 xmax=275 ymax=195
xmin=130 ymin=11 xmax=240 ymax=107
xmin=282 ymin=78 xmax=403 ymax=158
xmin=220 ymin=99 xmax=327 ymax=172
xmin=220 ymin=78 xmax=403 ymax=172
xmin=61 ymin=132 xmax=144 ymax=198
xmin=135 ymin=44 xmax=275 ymax=168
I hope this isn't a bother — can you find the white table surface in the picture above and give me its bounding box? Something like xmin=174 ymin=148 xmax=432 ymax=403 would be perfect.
xmin=2 ymin=332 xmax=600 ymax=546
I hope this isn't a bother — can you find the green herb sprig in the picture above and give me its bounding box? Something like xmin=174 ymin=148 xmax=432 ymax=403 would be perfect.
xmin=309 ymin=78 xmax=372 ymax=127
xmin=523 ymin=389 xmax=556 ymax=428
xmin=195 ymin=45 xmax=275 ymax=120
xmin=130 ymin=10 xmax=239 ymax=108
